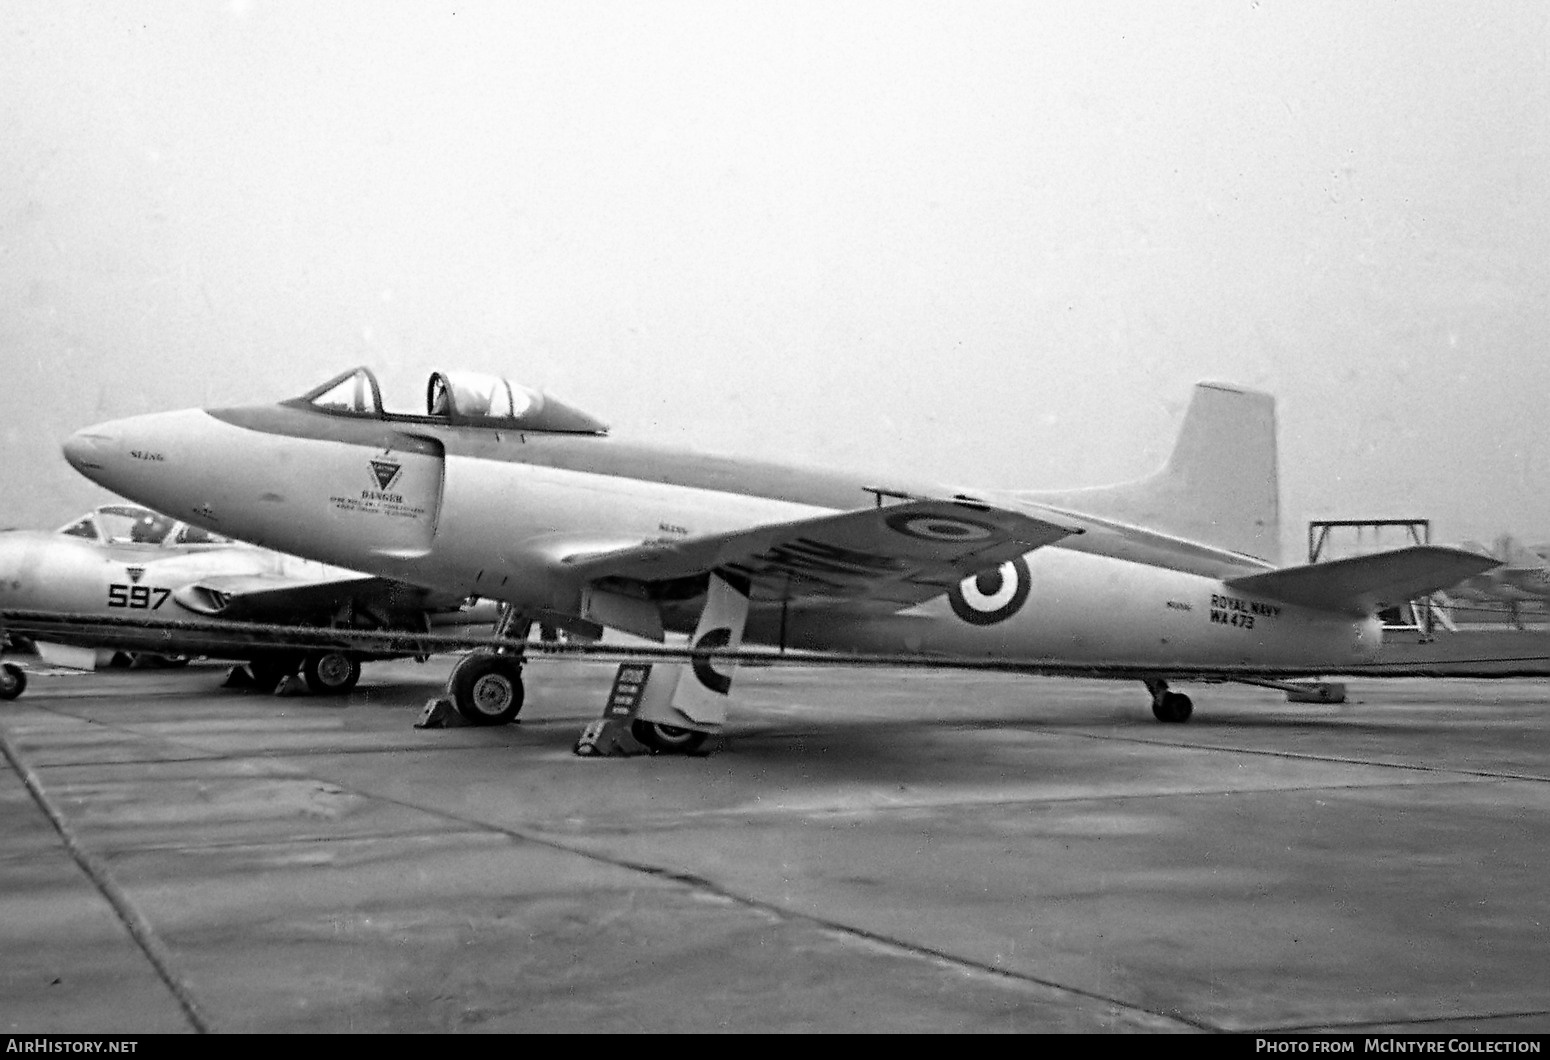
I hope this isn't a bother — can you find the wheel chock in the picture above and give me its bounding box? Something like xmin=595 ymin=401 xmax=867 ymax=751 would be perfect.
xmin=222 ymin=665 xmax=257 ymax=689
xmin=273 ymin=674 xmax=309 ymax=697
xmin=572 ymin=718 xmax=650 ymax=757
xmin=415 ymin=697 xmax=472 ymax=729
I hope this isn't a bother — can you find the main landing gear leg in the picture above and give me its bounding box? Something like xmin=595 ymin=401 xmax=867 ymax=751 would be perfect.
xmin=1145 ymin=678 xmax=1193 ymax=723
xmin=433 ymin=605 xmax=530 ymax=727
xmin=575 ymin=574 xmax=750 ymax=757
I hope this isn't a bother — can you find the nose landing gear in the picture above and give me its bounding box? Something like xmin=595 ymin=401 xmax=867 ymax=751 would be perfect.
xmin=444 ymin=604 xmax=529 ymax=726
xmin=448 ymin=652 xmax=525 ymax=725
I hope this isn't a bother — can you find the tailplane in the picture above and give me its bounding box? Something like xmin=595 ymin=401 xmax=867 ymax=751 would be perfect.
xmin=1225 ymin=546 xmax=1499 ymax=615
xmin=1016 ymin=382 xmax=1280 ymax=563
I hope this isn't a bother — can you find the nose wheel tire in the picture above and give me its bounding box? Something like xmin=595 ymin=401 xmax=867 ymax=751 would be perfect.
xmin=630 ymin=719 xmax=709 ymax=754
xmin=0 ymin=663 xmax=26 ymax=701
xmin=450 ymin=654 xmax=525 ymax=725
xmin=303 ymin=651 xmax=362 ymax=695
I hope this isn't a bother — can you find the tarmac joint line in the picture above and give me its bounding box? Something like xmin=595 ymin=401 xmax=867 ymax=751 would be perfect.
xmin=0 ymin=720 xmax=213 ymax=1034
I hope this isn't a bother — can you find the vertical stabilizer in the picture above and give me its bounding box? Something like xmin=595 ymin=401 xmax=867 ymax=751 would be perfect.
xmin=1016 ymin=382 xmax=1280 ymax=563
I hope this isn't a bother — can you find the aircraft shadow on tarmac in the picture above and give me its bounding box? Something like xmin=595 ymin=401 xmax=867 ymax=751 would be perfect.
xmin=17 ymin=656 xmax=1543 ymax=781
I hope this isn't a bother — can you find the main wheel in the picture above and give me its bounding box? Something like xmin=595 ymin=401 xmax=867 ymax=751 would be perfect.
xmin=303 ymin=651 xmax=361 ymax=695
xmin=450 ymin=654 xmax=524 ymax=725
xmin=630 ymin=719 xmax=709 ymax=754
xmin=1152 ymin=690 xmax=1194 ymax=723
xmin=0 ymin=663 xmax=26 ymax=701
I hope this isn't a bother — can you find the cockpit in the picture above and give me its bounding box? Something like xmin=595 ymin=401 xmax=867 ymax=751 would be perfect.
xmin=57 ymin=505 xmax=231 ymax=548
xmin=292 ymin=366 xmax=609 ymax=435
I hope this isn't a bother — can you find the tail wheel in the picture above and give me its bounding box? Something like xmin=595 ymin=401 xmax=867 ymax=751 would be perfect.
xmin=1152 ymin=691 xmax=1194 ymax=723
xmin=450 ymin=654 xmax=524 ymax=725
xmin=630 ymin=719 xmax=709 ymax=754
xmin=0 ymin=663 xmax=26 ymax=701
xmin=303 ymin=651 xmax=361 ymax=695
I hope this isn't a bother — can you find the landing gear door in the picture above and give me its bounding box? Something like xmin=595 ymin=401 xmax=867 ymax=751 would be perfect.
xmin=328 ymin=433 xmax=444 ymax=554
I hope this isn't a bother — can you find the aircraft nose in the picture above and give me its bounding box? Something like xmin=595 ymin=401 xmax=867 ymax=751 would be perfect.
xmin=63 ymin=425 xmax=116 ymax=475
xmin=60 ymin=409 xmax=220 ymax=516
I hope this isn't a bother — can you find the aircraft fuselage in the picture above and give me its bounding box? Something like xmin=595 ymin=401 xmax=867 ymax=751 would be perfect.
xmin=64 ymin=402 xmax=1379 ymax=676
xmin=0 ymin=527 xmax=341 ymax=656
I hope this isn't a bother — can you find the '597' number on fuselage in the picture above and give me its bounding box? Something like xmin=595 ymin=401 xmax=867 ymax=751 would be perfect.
xmin=107 ymin=584 xmax=171 ymax=609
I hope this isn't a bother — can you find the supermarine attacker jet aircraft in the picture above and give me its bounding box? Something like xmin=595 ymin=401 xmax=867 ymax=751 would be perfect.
xmin=1441 ymin=536 xmax=1550 ymax=627
xmin=0 ymin=501 xmax=483 ymax=700
xmin=59 ymin=367 xmax=1496 ymax=752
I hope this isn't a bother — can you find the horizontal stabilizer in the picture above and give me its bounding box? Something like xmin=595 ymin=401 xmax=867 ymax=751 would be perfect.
xmin=1225 ymin=546 xmax=1500 ymax=615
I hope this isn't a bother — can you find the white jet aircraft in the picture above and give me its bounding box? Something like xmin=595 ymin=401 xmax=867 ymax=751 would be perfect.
xmin=0 ymin=501 xmax=488 ymax=700
xmin=58 ymin=368 xmax=1496 ymax=752
xmin=1441 ymin=537 xmax=1550 ymax=627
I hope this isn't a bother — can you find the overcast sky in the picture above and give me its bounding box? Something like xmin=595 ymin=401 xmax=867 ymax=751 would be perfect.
xmin=3 ymin=0 xmax=1546 ymax=559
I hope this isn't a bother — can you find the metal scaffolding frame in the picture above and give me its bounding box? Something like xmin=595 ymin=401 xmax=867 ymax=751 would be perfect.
xmin=1306 ymin=518 xmax=1443 ymax=636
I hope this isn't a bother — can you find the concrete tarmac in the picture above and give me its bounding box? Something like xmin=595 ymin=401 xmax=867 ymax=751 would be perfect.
xmin=1 ymin=655 xmax=1547 ymax=1034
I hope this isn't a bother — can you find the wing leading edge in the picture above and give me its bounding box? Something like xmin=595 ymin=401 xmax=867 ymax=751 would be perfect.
xmin=566 ymin=498 xmax=1082 ymax=609
xmin=171 ymin=572 xmax=460 ymax=623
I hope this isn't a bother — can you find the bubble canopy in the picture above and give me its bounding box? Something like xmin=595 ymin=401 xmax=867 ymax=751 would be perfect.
xmin=290 ymin=367 xmax=608 ymax=435
xmin=57 ymin=505 xmax=230 ymax=547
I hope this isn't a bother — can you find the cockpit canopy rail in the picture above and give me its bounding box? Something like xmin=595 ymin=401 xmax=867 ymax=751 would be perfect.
xmin=292 ymin=366 xmax=608 ymax=435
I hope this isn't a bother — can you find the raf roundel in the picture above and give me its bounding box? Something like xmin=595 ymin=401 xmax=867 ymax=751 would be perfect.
xmin=950 ymin=557 xmax=1032 ymax=626
xmin=884 ymin=511 xmax=998 ymax=543
xmin=690 ymin=627 xmax=735 ymax=694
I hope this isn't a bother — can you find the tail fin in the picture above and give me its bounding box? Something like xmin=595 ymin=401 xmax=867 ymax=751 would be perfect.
xmin=1017 ymin=382 xmax=1280 ymax=563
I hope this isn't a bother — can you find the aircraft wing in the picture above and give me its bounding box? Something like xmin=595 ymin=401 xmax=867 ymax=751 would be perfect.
xmin=1224 ymin=546 xmax=1500 ymax=615
xmin=170 ymin=572 xmax=466 ymax=624
xmin=566 ymin=498 xmax=1082 ymax=609
xmin=0 ymin=602 xmax=495 ymax=661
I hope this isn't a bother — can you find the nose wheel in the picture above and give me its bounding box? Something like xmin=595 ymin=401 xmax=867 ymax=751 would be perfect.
xmin=449 ymin=652 xmax=525 ymax=725
xmin=1145 ymin=679 xmax=1193 ymax=723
